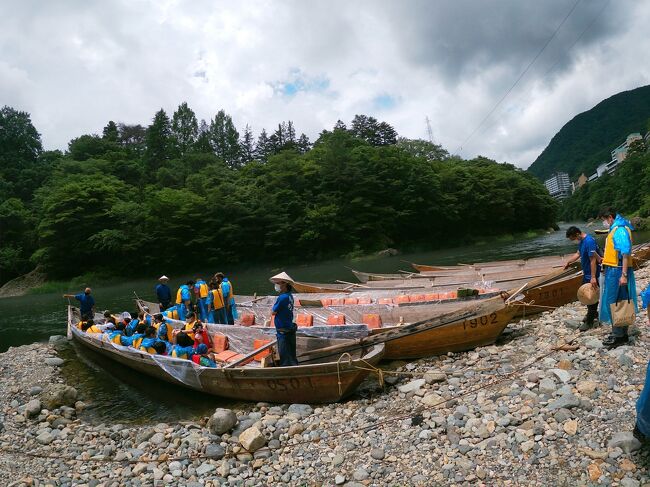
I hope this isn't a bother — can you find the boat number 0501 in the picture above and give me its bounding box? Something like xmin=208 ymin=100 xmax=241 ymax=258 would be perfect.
xmin=463 ymin=312 xmax=498 ymax=330
xmin=267 ymin=377 xmax=315 ymax=391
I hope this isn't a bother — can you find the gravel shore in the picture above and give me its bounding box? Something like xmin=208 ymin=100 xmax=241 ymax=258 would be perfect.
xmin=1 ymin=264 xmax=649 ymax=486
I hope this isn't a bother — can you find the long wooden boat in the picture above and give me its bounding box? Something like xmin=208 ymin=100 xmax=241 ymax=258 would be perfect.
xmin=68 ymin=306 xmax=384 ymax=404
xmin=410 ymin=254 xmax=570 ymax=273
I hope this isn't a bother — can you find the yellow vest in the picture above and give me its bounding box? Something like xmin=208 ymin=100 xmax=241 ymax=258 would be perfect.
xmin=176 ymin=288 xmax=183 ymax=305
xmin=154 ymin=321 xmax=174 ymax=342
xmin=132 ymin=337 xmax=144 ymax=349
xmin=602 ymin=226 xmax=632 ymax=267
xmin=210 ymin=288 xmax=225 ymax=309
xmin=197 ymin=281 xmax=209 ymax=298
xmin=86 ymin=325 xmax=102 ymax=334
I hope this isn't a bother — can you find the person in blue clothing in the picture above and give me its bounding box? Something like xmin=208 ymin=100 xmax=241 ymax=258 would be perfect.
xmin=194 ymin=278 xmax=209 ymax=321
xmin=598 ymin=208 xmax=639 ymax=348
xmin=269 ymin=272 xmax=298 ymax=366
xmin=175 ymin=281 xmax=194 ymax=321
xmin=564 ymin=226 xmax=602 ymax=331
xmin=155 ymin=275 xmax=172 ymax=311
xmin=64 ymin=288 xmax=95 ymax=318
xmin=214 ymin=273 xmax=237 ymax=325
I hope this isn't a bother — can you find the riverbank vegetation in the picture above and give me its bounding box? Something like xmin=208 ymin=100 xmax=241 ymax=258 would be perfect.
xmin=0 ymin=104 xmax=558 ymax=285
xmin=560 ymin=146 xmax=650 ymax=221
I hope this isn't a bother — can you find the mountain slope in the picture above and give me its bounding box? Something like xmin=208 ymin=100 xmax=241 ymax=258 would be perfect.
xmin=527 ymin=84 xmax=650 ymax=181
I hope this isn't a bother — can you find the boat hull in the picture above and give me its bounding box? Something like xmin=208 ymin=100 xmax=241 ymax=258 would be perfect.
xmin=70 ymin=320 xmax=384 ymax=404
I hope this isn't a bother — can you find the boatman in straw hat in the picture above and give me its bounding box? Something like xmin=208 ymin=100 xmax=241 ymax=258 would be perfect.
xmin=156 ymin=275 xmax=172 ymax=311
xmin=563 ymin=226 xmax=601 ymax=331
xmin=270 ymin=272 xmax=298 ymax=366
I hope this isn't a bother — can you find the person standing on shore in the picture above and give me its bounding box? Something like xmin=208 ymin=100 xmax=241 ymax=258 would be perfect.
xmin=598 ymin=208 xmax=639 ymax=348
xmin=270 ymin=272 xmax=298 ymax=366
xmin=155 ymin=275 xmax=172 ymax=311
xmin=563 ymin=226 xmax=601 ymax=331
xmin=63 ymin=287 xmax=95 ymax=319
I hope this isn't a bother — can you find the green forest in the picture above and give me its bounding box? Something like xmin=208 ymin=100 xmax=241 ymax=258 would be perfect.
xmin=0 ymin=104 xmax=558 ymax=286
xmin=560 ymin=145 xmax=650 ymax=221
xmin=528 ymin=84 xmax=650 ymax=181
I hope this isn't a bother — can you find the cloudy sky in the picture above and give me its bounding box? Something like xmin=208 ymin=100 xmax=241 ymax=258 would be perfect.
xmin=1 ymin=0 xmax=649 ymax=168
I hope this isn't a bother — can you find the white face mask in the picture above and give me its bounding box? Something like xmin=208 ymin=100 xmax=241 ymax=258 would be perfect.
xmin=602 ymin=220 xmax=610 ymax=228
xmin=274 ymin=284 xmax=282 ymax=292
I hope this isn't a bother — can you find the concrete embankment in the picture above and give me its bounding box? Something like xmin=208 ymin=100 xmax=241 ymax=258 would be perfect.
xmin=1 ymin=264 xmax=649 ymax=486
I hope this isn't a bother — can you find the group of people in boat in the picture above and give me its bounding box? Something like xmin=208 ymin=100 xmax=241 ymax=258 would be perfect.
xmin=67 ymin=272 xmax=299 ymax=366
xmin=154 ymin=272 xmax=237 ymax=324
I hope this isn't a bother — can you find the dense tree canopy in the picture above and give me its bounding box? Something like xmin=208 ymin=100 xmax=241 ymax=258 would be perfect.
xmin=0 ymin=103 xmax=558 ymax=284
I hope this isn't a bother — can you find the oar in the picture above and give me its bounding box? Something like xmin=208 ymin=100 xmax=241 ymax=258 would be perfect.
xmin=335 ymin=280 xmax=370 ymax=289
xmin=223 ymin=340 xmax=278 ymax=368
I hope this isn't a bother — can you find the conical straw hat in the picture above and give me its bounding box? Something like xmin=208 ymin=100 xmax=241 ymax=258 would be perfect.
xmin=577 ymin=283 xmax=599 ymax=305
xmin=269 ymin=272 xmax=294 ymax=284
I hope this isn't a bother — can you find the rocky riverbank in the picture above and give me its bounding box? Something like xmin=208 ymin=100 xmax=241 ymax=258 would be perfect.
xmin=1 ymin=266 xmax=650 ymax=486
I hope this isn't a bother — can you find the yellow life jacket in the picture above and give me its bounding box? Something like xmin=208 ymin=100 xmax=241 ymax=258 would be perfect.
xmin=132 ymin=337 xmax=144 ymax=349
xmin=111 ymin=334 xmax=122 ymax=344
xmin=602 ymin=226 xmax=633 ymax=267
xmin=176 ymin=287 xmax=183 ymax=305
xmin=77 ymin=321 xmax=86 ymax=330
xmin=210 ymin=288 xmax=225 ymax=309
xmin=86 ymin=325 xmax=102 ymax=334
xmin=140 ymin=346 xmax=157 ymax=354
xmin=197 ymin=281 xmax=209 ymax=299
xmin=154 ymin=321 xmax=174 ymax=342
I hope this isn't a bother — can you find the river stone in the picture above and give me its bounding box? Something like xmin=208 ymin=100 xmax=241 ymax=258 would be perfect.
xmin=335 ymin=474 xmax=346 ymax=485
xmin=25 ymin=399 xmax=42 ymax=418
xmin=370 ymin=448 xmax=385 ymax=460
xmin=44 ymin=357 xmax=64 ymax=367
xmin=205 ymin=444 xmax=225 ymax=459
xmin=287 ymin=404 xmax=313 ymax=418
xmin=288 ymin=423 xmax=304 ymax=437
xmin=196 ymin=462 xmax=216 ymax=476
xmin=239 ymin=426 xmax=265 ymax=452
xmin=398 ymin=379 xmax=426 ymax=393
xmin=42 ymin=384 xmax=77 ymax=409
xmin=150 ymin=432 xmax=165 ymax=445
xmin=48 ymin=335 xmax=66 ymax=344
xmin=424 ymin=371 xmax=447 ymax=384
xmin=29 ymin=386 xmax=43 ymax=396
xmin=550 ymin=369 xmax=571 ymax=383
xmin=547 ymin=393 xmax=580 ymax=410
xmin=608 ymin=432 xmax=642 ymax=453
xmin=207 ymin=408 xmax=238 ymax=434
xmin=353 ymin=468 xmax=369 ymax=481
xmin=538 ymin=378 xmax=556 ymax=395
xmin=36 ymin=432 xmax=54 ymax=445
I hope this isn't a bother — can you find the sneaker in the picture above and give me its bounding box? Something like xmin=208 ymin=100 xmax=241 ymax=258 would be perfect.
xmin=633 ymin=424 xmax=648 ymax=443
xmin=579 ymin=321 xmax=594 ymax=332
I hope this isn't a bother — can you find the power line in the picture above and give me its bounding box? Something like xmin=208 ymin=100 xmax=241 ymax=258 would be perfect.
xmin=455 ymin=0 xmax=583 ymax=155
xmin=476 ymin=0 xmax=610 ymax=141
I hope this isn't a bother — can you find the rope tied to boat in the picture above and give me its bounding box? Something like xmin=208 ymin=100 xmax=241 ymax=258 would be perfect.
xmin=335 ymin=352 xmax=353 ymax=396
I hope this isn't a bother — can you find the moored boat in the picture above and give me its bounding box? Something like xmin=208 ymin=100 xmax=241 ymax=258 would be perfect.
xmin=68 ymin=306 xmax=384 ymax=403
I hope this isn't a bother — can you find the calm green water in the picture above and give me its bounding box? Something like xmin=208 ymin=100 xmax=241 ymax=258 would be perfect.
xmin=1 ymin=222 xmax=647 ymax=423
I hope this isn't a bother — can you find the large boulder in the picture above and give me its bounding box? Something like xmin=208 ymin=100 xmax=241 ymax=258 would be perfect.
xmin=42 ymin=384 xmax=78 ymax=409
xmin=207 ymin=408 xmax=238 ymax=435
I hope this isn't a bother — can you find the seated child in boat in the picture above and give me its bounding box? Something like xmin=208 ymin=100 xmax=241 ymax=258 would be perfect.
xmin=162 ymin=305 xmax=181 ymax=321
xmin=191 ymin=321 xmax=212 ymax=350
xmin=80 ymin=319 xmax=102 ymax=333
xmin=171 ymin=330 xmax=196 ymax=359
xmin=103 ymin=311 xmax=117 ymax=328
xmin=183 ymin=312 xmax=201 ymax=337
xmin=107 ymin=322 xmax=126 ymax=344
xmin=119 ymin=322 xmax=148 ymax=347
xmin=153 ymin=313 xmax=174 ymax=342
xmin=138 ymin=326 xmax=159 ymax=353
xmin=191 ymin=343 xmax=217 ymax=367
xmin=152 ymin=341 xmax=168 ymax=355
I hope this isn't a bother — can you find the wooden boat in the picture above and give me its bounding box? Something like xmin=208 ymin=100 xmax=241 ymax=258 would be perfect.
xmin=411 ymin=254 xmax=570 ymax=273
xmin=68 ymin=306 xmax=384 ymax=404
xmin=350 ymin=262 xmax=566 ymax=283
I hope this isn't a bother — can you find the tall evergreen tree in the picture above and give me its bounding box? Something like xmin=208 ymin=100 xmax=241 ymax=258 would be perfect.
xmin=376 ymin=121 xmax=398 ymax=146
xmin=296 ymin=133 xmax=311 ymax=154
xmin=209 ymin=110 xmax=240 ymax=168
xmin=171 ymin=102 xmax=199 ymax=156
xmin=144 ymin=109 xmax=172 ymax=172
xmin=240 ymin=124 xmax=255 ymax=165
xmin=118 ymin=124 xmax=146 ymax=155
xmin=333 ymin=119 xmax=347 ymax=131
xmin=194 ymin=119 xmax=212 ymax=153
xmin=286 ymin=121 xmax=296 ymax=144
xmin=254 ymin=128 xmax=272 ymax=162
xmin=102 ymin=121 xmax=119 ymax=143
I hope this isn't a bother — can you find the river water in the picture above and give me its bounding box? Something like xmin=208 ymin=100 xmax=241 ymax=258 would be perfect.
xmin=1 ymin=222 xmax=648 ymax=423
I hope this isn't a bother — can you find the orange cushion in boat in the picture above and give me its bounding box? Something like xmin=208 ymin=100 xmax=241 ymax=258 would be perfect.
xmin=321 ymin=298 xmax=332 ymax=306
xmin=215 ymin=350 xmax=239 ymax=362
xmin=213 ymin=333 xmax=229 ymax=353
xmin=240 ymin=314 xmax=255 ymax=327
xmin=327 ymin=314 xmax=346 ymax=326
xmin=344 ymin=298 xmax=358 ymax=305
xmin=378 ymin=297 xmax=392 ymax=305
xmin=362 ymin=314 xmax=382 ymax=329
xmin=294 ymin=299 xmax=301 ymax=307
xmin=253 ymin=339 xmax=272 ymax=360
xmin=394 ymin=295 xmax=410 ymax=304
xmin=296 ymin=314 xmax=313 ymax=327
xmin=425 ymin=293 xmax=439 ymax=301
xmin=330 ymin=298 xmax=345 ymax=306
xmin=409 ymin=295 xmax=425 ymax=302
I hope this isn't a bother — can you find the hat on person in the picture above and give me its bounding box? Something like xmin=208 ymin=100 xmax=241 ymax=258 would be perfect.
xmin=269 ymin=272 xmax=294 ymax=284
xmin=577 ymin=283 xmax=599 ymax=305
xmin=159 ymin=275 xmax=169 ymax=281
xmin=196 ymin=343 xmax=208 ymax=355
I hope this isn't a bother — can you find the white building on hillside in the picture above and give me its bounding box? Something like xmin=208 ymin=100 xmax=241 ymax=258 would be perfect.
xmin=544 ymin=172 xmax=571 ymax=200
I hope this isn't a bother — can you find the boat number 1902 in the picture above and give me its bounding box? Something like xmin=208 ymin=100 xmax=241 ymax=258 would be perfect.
xmin=462 ymin=312 xmax=498 ymax=330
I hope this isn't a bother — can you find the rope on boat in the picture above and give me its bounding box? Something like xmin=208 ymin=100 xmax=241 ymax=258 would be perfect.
xmin=0 ymin=325 xmax=604 ymax=467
